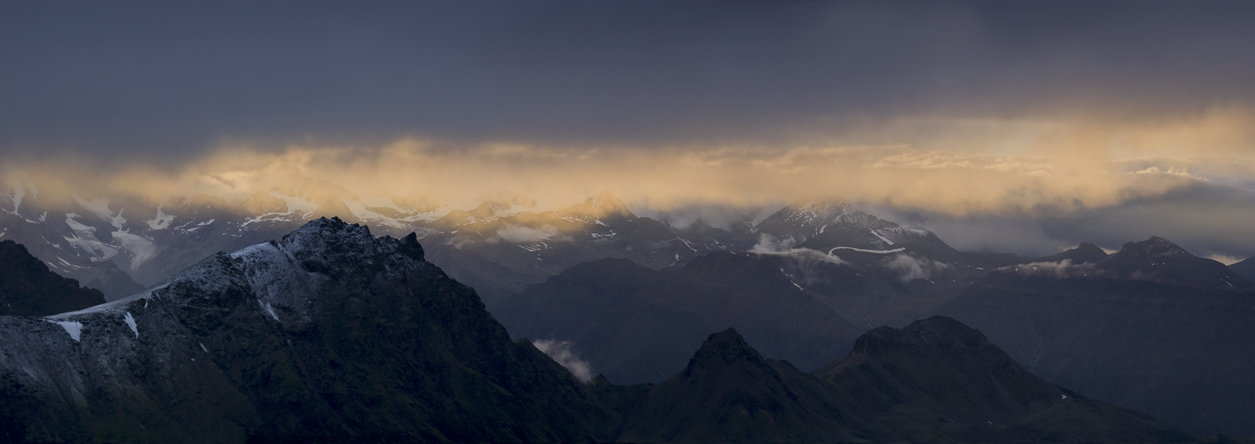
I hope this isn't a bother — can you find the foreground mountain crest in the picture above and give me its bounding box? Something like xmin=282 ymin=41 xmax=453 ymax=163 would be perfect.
xmin=1 ymin=218 xmax=603 ymax=442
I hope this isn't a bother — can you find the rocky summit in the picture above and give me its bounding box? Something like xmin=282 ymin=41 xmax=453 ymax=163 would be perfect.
xmin=0 ymin=218 xmax=603 ymax=443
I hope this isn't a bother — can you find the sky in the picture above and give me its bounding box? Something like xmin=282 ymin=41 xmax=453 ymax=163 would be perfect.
xmin=3 ymin=1 xmax=1255 ymax=260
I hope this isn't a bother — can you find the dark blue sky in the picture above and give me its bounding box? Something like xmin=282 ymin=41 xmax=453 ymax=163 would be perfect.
xmin=4 ymin=1 xmax=1254 ymax=163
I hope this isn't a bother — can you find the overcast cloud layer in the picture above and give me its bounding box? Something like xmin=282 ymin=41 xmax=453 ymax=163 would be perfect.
xmin=3 ymin=1 xmax=1255 ymax=260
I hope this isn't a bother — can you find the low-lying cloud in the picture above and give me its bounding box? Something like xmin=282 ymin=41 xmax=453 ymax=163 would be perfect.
xmin=491 ymin=224 xmax=563 ymax=244
xmin=885 ymin=254 xmax=948 ymax=283
xmin=531 ymin=339 xmax=594 ymax=383
xmin=750 ymin=234 xmax=846 ymax=265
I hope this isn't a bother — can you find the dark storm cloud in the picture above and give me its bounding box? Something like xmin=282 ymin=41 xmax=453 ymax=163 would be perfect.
xmin=3 ymin=1 xmax=1255 ymax=164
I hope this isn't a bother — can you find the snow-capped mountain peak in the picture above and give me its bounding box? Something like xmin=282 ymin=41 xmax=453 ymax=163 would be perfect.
xmin=556 ymin=191 xmax=633 ymax=223
xmin=752 ymin=198 xmax=899 ymax=241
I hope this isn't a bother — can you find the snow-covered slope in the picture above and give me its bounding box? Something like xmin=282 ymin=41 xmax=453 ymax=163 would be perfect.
xmin=750 ymin=198 xmax=940 ymax=251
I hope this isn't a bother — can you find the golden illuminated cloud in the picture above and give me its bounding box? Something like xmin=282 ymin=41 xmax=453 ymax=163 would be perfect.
xmin=4 ymin=109 xmax=1253 ymax=220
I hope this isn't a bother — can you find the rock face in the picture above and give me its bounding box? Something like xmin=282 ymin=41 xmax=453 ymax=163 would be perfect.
xmin=0 ymin=240 xmax=106 ymax=316
xmin=942 ymin=237 xmax=1255 ymax=435
xmin=0 ymin=218 xmax=604 ymax=443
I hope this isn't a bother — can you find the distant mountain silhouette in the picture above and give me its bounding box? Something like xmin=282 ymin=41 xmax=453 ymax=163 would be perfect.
xmin=942 ymin=236 xmax=1255 ymax=435
xmin=0 ymin=240 xmax=105 ymax=316
xmin=1035 ymin=242 xmax=1109 ymax=264
xmin=597 ymin=318 xmax=1189 ymax=442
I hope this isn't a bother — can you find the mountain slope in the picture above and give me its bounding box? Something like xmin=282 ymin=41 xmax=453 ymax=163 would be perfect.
xmin=0 ymin=218 xmax=607 ymax=443
xmin=1232 ymin=255 xmax=1255 ymax=281
xmin=941 ymin=236 xmax=1255 ymax=435
xmin=493 ymin=253 xmax=864 ymax=384
xmin=609 ymin=328 xmax=864 ymax=442
xmin=820 ymin=316 xmax=1184 ymax=442
xmin=599 ymin=318 xmax=1189 ymax=442
xmin=0 ymin=240 xmax=105 ymax=316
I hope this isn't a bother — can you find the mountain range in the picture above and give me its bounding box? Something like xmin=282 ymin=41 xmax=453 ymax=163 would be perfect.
xmin=940 ymin=237 xmax=1255 ymax=435
xmin=5 ymin=183 xmax=1255 ymax=438
xmin=0 ymin=219 xmax=1200 ymax=442
xmin=2 ymin=182 xmax=1031 ymax=306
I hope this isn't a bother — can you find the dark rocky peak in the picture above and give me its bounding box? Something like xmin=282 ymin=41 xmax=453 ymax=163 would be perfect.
xmin=0 ymin=240 xmax=106 ymax=316
xmin=676 ymin=328 xmax=779 ymax=381
xmin=556 ymin=191 xmax=634 ymax=223
xmin=689 ymin=328 xmax=758 ymax=363
xmin=844 ymin=316 xmax=990 ymax=358
xmin=278 ymin=217 xmax=425 ymax=273
xmin=1230 ymin=256 xmax=1255 ymax=282
xmin=1036 ymin=242 xmax=1109 ymax=264
xmin=399 ymin=232 xmax=425 ymax=262
xmin=1096 ymin=236 xmax=1250 ymax=288
xmin=1119 ymin=236 xmax=1186 ymax=258
xmin=812 ymin=316 xmax=1182 ymax=441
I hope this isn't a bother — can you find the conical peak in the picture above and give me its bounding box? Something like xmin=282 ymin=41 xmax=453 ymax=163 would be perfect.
xmin=1071 ymin=242 xmax=1109 ymax=262
xmin=279 ymin=217 xmax=376 ymax=263
xmin=587 ymin=191 xmax=628 ymax=212
xmin=851 ymin=316 xmax=989 ymax=355
xmin=902 ymin=316 xmax=990 ymax=349
xmin=560 ymin=191 xmax=634 ymax=221
xmin=1117 ymin=236 xmax=1187 ymax=259
xmin=1040 ymin=242 xmax=1109 ymax=264
xmin=755 ymin=196 xmax=899 ymax=236
xmin=685 ymin=328 xmax=767 ymax=369
xmin=1076 ymin=242 xmax=1104 ymax=252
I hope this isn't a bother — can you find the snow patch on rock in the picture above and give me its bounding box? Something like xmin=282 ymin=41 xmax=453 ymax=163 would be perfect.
xmin=145 ymin=205 xmax=175 ymax=230
xmin=51 ymin=320 xmax=83 ymax=342
xmin=124 ymin=312 xmax=138 ymax=338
